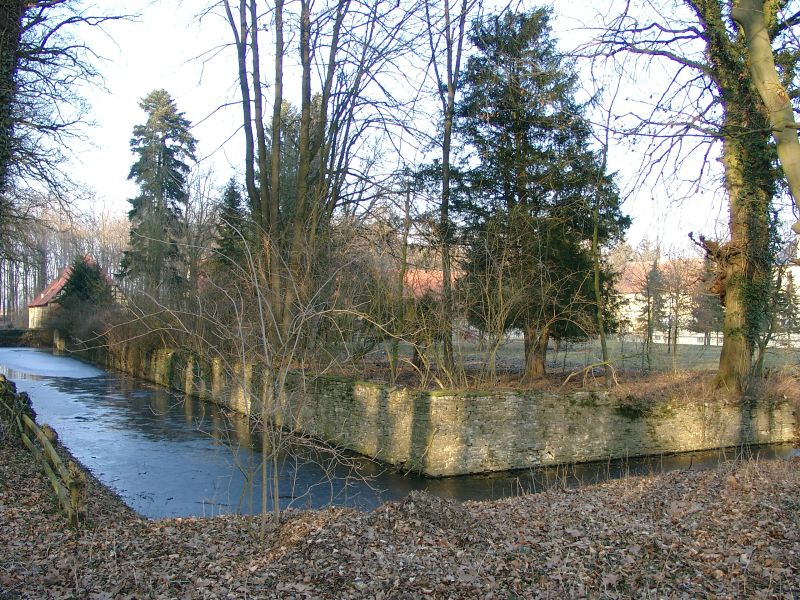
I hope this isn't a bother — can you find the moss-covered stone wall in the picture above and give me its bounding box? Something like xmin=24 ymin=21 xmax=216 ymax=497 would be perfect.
xmin=55 ymin=333 xmax=797 ymax=477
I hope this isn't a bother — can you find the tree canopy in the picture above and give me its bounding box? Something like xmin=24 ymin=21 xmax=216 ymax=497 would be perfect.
xmin=455 ymin=8 xmax=629 ymax=379
xmin=0 ymin=1 xmax=122 ymax=254
xmin=51 ymin=255 xmax=114 ymax=339
xmin=590 ymin=0 xmax=798 ymax=389
xmin=212 ymin=177 xmax=250 ymax=270
xmin=119 ymin=89 xmax=197 ymax=297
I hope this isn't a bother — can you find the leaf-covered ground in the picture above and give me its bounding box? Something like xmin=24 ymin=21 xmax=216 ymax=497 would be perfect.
xmin=0 ymin=437 xmax=797 ymax=599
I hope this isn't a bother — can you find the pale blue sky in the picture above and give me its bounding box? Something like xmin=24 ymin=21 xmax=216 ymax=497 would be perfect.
xmin=67 ymin=0 xmax=729 ymax=255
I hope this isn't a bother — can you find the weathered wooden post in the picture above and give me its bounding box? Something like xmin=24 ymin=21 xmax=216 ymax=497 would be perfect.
xmin=67 ymin=460 xmax=87 ymax=527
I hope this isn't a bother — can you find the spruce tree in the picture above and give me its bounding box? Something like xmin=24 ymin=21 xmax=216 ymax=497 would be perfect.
xmin=119 ymin=89 xmax=197 ymax=298
xmin=213 ymin=178 xmax=250 ymax=269
xmin=52 ymin=256 xmax=114 ymax=339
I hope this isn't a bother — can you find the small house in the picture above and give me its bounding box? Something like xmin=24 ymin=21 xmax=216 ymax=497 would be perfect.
xmin=28 ymin=265 xmax=74 ymax=329
xmin=27 ymin=257 xmax=118 ymax=329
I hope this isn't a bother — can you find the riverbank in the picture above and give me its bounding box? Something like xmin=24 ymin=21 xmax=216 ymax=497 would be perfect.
xmin=1 ymin=431 xmax=798 ymax=598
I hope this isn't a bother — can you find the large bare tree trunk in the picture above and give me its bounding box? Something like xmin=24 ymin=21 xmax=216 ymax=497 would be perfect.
xmin=249 ymin=0 xmax=270 ymax=229
xmin=732 ymin=0 xmax=800 ymax=235
xmin=267 ymin=0 xmax=284 ymax=322
xmin=269 ymin=0 xmax=283 ymax=233
xmin=293 ymin=0 xmax=312 ymax=238
xmin=225 ymin=0 xmax=288 ymax=530
xmin=523 ymin=322 xmax=548 ymax=380
xmin=223 ymin=1 xmax=258 ymax=219
xmin=713 ymin=125 xmax=772 ymax=390
xmin=687 ymin=0 xmax=774 ymax=391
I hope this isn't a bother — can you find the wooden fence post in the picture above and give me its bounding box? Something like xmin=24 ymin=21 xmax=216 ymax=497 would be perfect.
xmin=1 ymin=384 xmax=88 ymax=527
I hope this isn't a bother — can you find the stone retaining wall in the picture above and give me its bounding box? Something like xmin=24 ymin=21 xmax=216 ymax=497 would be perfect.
xmin=55 ymin=334 xmax=798 ymax=477
xmin=291 ymin=380 xmax=796 ymax=476
xmin=0 ymin=329 xmax=50 ymax=348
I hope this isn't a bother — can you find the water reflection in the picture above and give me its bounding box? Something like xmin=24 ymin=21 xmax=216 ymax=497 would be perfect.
xmin=0 ymin=347 xmax=796 ymax=519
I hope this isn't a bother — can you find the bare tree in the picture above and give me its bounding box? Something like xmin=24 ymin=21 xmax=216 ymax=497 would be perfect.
xmin=202 ymin=0 xmax=423 ymax=527
xmin=732 ymin=0 xmax=800 ymax=233
xmin=621 ymin=242 xmax=664 ymax=371
xmin=422 ymin=0 xmax=479 ymax=379
xmin=660 ymin=254 xmax=703 ymax=367
xmin=217 ymin=0 xmax=420 ymax=339
xmin=0 ymin=1 xmax=125 ymax=250
xmin=586 ymin=0 xmax=796 ymax=390
xmin=182 ymin=167 xmax=221 ymax=291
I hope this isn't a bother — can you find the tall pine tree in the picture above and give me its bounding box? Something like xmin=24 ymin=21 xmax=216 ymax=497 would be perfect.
xmin=119 ymin=89 xmax=196 ymax=298
xmin=456 ymin=8 xmax=628 ymax=379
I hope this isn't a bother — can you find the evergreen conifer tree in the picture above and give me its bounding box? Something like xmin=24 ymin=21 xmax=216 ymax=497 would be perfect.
xmin=52 ymin=256 xmax=114 ymax=338
xmin=456 ymin=8 xmax=628 ymax=379
xmin=119 ymin=89 xmax=197 ymax=298
xmin=213 ymin=178 xmax=250 ymax=269
xmin=776 ymin=270 xmax=800 ymax=346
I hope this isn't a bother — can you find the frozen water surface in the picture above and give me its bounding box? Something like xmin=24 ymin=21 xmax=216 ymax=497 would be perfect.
xmin=0 ymin=347 xmax=795 ymax=519
xmin=0 ymin=347 xmax=104 ymax=379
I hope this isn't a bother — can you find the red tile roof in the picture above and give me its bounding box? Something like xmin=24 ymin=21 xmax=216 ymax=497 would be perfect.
xmin=615 ymin=259 xmax=704 ymax=295
xmin=28 ymin=265 xmax=73 ymax=308
xmin=28 ymin=256 xmax=106 ymax=308
xmin=615 ymin=261 xmax=650 ymax=295
xmin=403 ymin=268 xmax=462 ymax=299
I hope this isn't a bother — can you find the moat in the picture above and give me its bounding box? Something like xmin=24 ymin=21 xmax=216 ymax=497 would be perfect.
xmin=1 ymin=347 xmax=795 ymax=518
